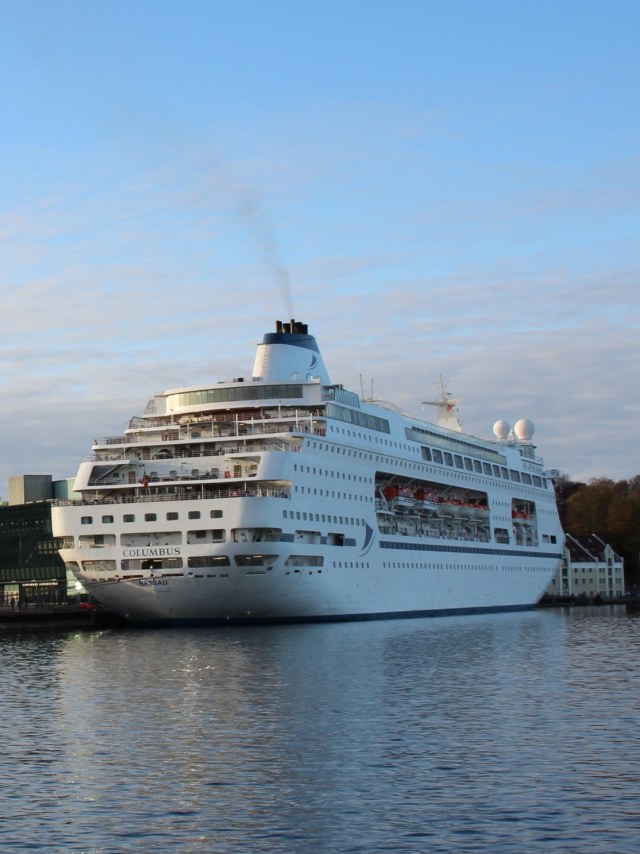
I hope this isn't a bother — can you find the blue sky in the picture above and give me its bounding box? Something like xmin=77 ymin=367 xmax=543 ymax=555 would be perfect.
xmin=1 ymin=0 xmax=639 ymax=492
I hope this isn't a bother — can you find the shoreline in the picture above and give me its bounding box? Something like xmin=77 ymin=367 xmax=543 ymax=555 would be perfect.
xmin=1 ymin=596 xmax=639 ymax=632
xmin=0 ymin=604 xmax=128 ymax=631
xmin=538 ymin=594 xmax=640 ymax=608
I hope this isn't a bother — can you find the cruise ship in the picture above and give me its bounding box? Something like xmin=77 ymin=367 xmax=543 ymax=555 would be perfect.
xmin=51 ymin=319 xmax=564 ymax=625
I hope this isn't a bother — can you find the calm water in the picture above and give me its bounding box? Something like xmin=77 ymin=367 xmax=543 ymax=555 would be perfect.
xmin=1 ymin=607 xmax=639 ymax=853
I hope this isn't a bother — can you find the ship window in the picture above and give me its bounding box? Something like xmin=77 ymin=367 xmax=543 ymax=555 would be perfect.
xmin=433 ymin=449 xmax=444 ymax=464
xmin=421 ymin=447 xmax=432 ymax=461
xmin=521 ymin=473 xmax=532 ymax=484
xmin=464 ymin=458 xmax=473 ymax=471
xmin=285 ymin=555 xmax=324 ymax=567
xmin=474 ymin=460 xmax=483 ymax=473
xmin=210 ymin=509 xmax=222 ymax=518
xmin=124 ymin=514 xmax=135 ymax=522
xmin=188 ymin=555 xmax=230 ymax=568
xmin=234 ymin=555 xmax=272 ymax=567
xmin=454 ymin=455 xmax=463 ymax=468
xmin=492 ymin=465 xmax=501 ymax=477
xmin=501 ymin=467 xmax=509 ymax=479
xmin=167 ymin=512 xmax=179 ymax=520
xmin=510 ymin=470 xmax=521 ymax=482
xmin=444 ymin=452 xmax=453 ymax=466
xmin=482 ymin=462 xmax=492 ymax=475
xmin=81 ymin=516 xmax=93 ymax=525
xmin=532 ymin=476 xmax=542 ymax=487
xmin=102 ymin=515 xmax=114 ymax=524
xmin=83 ymin=559 xmax=115 ymax=573
xmin=144 ymin=513 xmax=157 ymax=521
xmin=188 ymin=511 xmax=201 ymax=519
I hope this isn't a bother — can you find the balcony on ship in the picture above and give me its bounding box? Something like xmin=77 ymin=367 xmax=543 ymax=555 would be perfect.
xmin=95 ymin=408 xmax=327 ymax=451
xmin=92 ymin=432 xmax=309 ymax=464
xmin=52 ymin=481 xmax=291 ymax=508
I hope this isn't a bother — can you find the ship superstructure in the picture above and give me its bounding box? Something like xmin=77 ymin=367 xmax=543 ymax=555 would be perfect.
xmin=52 ymin=320 xmax=564 ymax=624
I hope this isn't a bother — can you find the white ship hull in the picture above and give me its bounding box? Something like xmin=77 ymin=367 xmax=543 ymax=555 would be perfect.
xmin=60 ymin=556 xmax=557 ymax=625
xmin=52 ymin=319 xmax=564 ymax=625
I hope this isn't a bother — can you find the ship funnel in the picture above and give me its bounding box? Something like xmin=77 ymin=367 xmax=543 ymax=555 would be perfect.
xmin=252 ymin=320 xmax=331 ymax=384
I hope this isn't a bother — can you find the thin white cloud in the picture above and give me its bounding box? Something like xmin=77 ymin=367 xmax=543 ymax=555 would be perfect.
xmin=0 ymin=99 xmax=638 ymax=493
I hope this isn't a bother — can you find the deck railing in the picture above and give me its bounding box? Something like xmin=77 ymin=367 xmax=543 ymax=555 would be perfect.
xmin=88 ymin=437 xmax=306 ymax=464
xmin=95 ymin=417 xmax=326 ymax=447
xmin=52 ymin=486 xmax=290 ymax=508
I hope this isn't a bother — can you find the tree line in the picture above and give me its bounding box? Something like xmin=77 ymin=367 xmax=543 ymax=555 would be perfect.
xmin=554 ymin=475 xmax=640 ymax=589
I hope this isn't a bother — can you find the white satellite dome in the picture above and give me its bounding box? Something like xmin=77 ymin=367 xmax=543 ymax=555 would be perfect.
xmin=493 ymin=419 xmax=511 ymax=440
xmin=514 ymin=418 xmax=535 ymax=441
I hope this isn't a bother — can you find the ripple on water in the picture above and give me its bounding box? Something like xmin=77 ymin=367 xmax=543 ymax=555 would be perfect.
xmin=0 ymin=607 xmax=639 ymax=852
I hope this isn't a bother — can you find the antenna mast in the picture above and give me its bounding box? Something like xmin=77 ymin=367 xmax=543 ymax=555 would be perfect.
xmin=422 ymin=375 xmax=463 ymax=431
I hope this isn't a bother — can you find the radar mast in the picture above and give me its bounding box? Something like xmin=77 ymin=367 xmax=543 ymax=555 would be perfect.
xmin=423 ymin=376 xmax=463 ymax=432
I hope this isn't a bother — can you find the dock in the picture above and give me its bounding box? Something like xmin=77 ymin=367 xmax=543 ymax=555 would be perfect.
xmin=538 ymin=594 xmax=640 ymax=608
xmin=0 ymin=603 xmax=127 ymax=631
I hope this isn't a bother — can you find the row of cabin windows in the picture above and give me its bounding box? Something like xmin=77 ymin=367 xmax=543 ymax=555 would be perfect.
xmin=293 ymin=463 xmax=368 ymax=482
xmin=326 ymin=421 xmax=415 ymax=455
xmin=381 ymin=562 xmax=546 ymax=571
xmin=81 ymin=509 xmax=223 ymax=525
xmin=308 ymin=436 xmax=545 ymax=491
xmin=283 ymin=509 xmax=363 ymax=525
xmin=420 ymin=447 xmax=544 ymax=487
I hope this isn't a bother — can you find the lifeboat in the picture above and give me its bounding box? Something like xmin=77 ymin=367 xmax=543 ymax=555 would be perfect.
xmin=382 ymin=484 xmax=400 ymax=502
xmin=466 ymin=500 xmax=490 ymax=520
xmin=441 ymin=498 xmax=463 ymax=516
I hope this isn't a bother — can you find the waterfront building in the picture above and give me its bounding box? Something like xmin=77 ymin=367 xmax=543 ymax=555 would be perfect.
xmin=545 ymin=532 xmax=625 ymax=599
xmin=0 ymin=476 xmax=77 ymax=606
